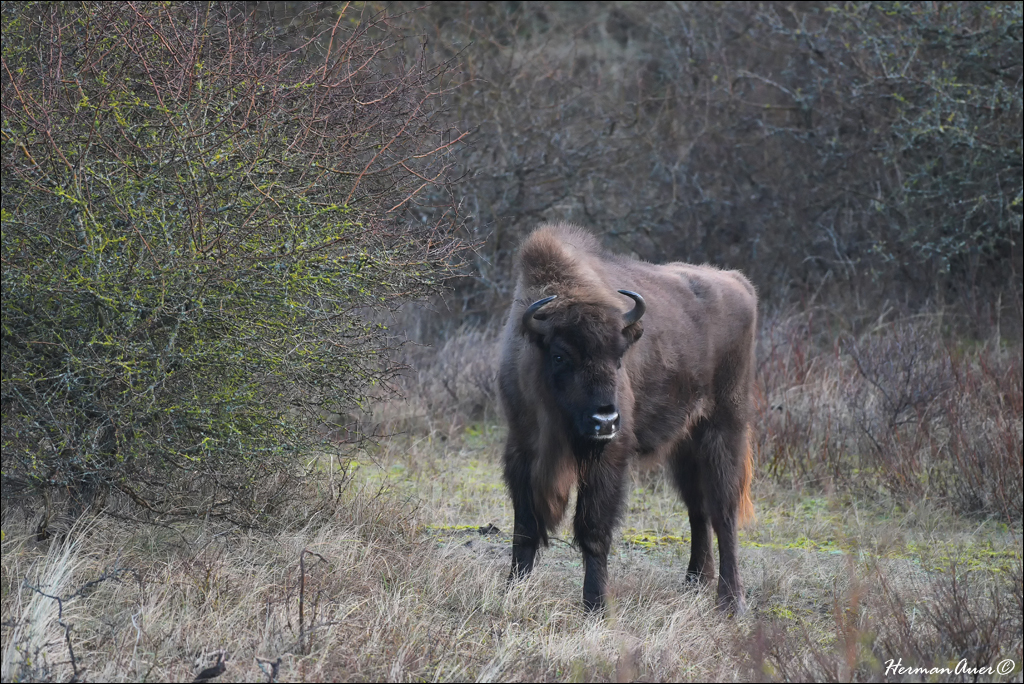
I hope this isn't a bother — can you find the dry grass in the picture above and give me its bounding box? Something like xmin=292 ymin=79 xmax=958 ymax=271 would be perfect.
xmin=2 ymin=317 xmax=1022 ymax=683
xmin=2 ymin=454 xmax=1019 ymax=682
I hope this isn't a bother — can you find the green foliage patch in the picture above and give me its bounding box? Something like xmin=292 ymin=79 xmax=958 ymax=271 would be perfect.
xmin=1 ymin=2 xmax=463 ymax=528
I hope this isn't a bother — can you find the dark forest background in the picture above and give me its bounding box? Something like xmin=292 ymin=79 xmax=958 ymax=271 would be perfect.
xmin=394 ymin=1 xmax=1022 ymax=340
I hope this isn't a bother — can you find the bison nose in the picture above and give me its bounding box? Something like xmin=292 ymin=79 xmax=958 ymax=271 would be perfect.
xmin=591 ymin=406 xmax=620 ymax=438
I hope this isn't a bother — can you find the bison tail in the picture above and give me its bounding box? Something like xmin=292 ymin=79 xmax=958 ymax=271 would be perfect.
xmin=737 ymin=428 xmax=755 ymax=527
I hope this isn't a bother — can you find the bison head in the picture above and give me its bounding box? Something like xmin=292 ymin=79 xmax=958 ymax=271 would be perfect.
xmin=523 ymin=290 xmax=645 ymax=442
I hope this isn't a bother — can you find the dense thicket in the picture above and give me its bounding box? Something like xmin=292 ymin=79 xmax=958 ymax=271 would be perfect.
xmin=394 ymin=1 xmax=1022 ymax=336
xmin=382 ymin=1 xmax=1022 ymax=523
xmin=0 ymin=3 xmax=464 ymax=529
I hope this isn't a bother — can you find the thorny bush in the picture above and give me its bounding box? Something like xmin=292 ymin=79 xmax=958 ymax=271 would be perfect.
xmin=0 ymin=2 xmax=466 ymax=531
xmin=759 ymin=314 xmax=1022 ymax=522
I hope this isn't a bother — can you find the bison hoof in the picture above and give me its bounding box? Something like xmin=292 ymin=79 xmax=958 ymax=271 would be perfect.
xmin=684 ymin=571 xmax=714 ymax=587
xmin=715 ymin=594 xmax=748 ymax=617
xmin=506 ymin=567 xmax=531 ymax=590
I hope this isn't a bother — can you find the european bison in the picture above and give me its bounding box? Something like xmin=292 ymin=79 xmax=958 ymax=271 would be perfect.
xmin=499 ymin=223 xmax=756 ymax=613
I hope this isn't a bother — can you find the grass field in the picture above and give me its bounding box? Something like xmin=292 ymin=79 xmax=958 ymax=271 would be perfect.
xmin=3 ymin=320 xmax=1022 ymax=682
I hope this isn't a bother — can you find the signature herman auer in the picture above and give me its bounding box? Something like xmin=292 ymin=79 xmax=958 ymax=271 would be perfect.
xmin=885 ymin=658 xmax=1016 ymax=677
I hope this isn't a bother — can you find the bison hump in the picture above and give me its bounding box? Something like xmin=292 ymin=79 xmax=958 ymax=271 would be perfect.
xmin=517 ymin=223 xmax=606 ymax=292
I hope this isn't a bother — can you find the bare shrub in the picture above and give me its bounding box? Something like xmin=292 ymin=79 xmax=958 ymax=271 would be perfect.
xmin=844 ymin=319 xmax=956 ymax=497
xmin=874 ymin=563 xmax=1024 ymax=680
xmin=418 ymin=327 xmax=502 ymax=423
xmin=747 ymin=562 xmax=1024 ymax=683
xmin=844 ymin=320 xmax=1022 ymax=520
xmin=758 ymin=312 xmax=1023 ymax=522
xmin=924 ymin=344 xmax=1023 ymax=520
xmin=1 ymin=3 xmax=466 ymax=527
xmin=756 ymin=309 xmax=854 ymax=487
xmin=378 ymin=325 xmax=503 ymax=436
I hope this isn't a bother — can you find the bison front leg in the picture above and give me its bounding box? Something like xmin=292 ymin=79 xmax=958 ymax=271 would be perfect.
xmin=573 ymin=458 xmax=628 ymax=612
xmin=504 ymin=446 xmax=541 ymax=586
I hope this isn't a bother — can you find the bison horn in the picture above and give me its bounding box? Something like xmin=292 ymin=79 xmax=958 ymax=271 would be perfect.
xmin=522 ymin=295 xmax=557 ymax=335
xmin=618 ymin=289 xmax=646 ymax=327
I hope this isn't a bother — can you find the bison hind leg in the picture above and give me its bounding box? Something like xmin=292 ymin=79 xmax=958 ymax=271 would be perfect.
xmin=668 ymin=435 xmax=716 ymax=586
xmin=669 ymin=419 xmax=749 ymax=614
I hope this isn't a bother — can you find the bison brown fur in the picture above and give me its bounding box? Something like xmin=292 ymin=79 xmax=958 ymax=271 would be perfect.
xmin=499 ymin=223 xmax=756 ymax=613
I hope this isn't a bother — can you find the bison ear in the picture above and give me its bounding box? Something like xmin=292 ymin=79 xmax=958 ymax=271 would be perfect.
xmin=617 ymin=289 xmax=645 ymax=345
xmin=523 ymin=320 xmax=550 ymax=348
xmin=623 ymin=320 xmax=644 ymax=345
xmin=521 ymin=295 xmax=555 ymax=346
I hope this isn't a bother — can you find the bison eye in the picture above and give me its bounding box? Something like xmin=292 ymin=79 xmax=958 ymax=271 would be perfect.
xmin=553 ymin=354 xmax=564 ymax=365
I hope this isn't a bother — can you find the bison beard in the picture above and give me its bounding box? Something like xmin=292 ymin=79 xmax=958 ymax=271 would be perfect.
xmin=499 ymin=223 xmax=756 ymax=613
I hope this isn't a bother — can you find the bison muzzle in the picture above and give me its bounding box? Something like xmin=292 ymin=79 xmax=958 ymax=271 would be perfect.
xmin=499 ymin=223 xmax=756 ymax=613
